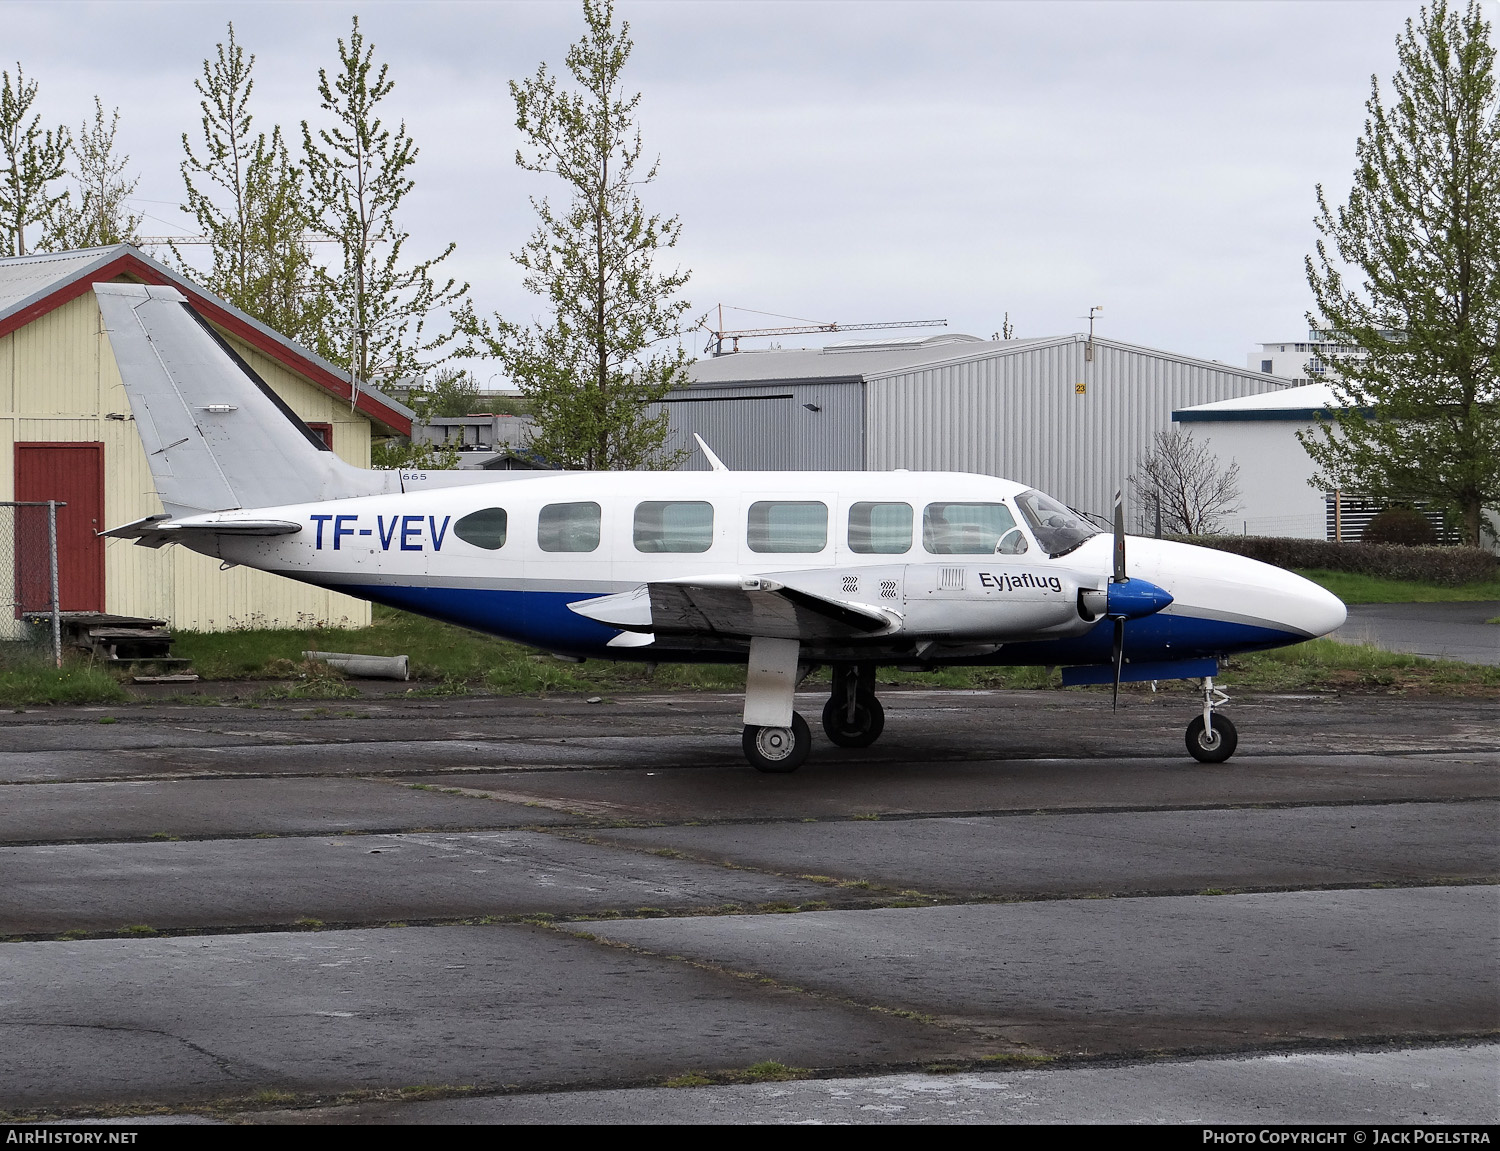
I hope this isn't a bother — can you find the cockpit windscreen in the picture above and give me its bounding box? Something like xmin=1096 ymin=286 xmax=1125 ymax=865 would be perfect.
xmin=1014 ymin=489 xmax=1100 ymax=557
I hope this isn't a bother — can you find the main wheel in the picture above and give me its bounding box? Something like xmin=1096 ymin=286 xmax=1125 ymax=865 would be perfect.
xmin=1185 ymin=714 xmax=1238 ymax=764
xmin=743 ymin=712 xmax=812 ymax=773
xmin=821 ymin=691 xmax=885 ymax=748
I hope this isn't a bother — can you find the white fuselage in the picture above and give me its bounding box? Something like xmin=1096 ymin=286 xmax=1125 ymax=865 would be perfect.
xmin=174 ymin=469 xmax=1347 ymax=669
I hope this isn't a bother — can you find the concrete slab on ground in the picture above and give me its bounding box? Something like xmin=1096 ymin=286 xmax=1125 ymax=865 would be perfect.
xmin=587 ymin=801 xmax=1500 ymax=897
xmin=0 ymin=831 xmax=835 ymax=935
xmin=400 ymin=752 xmax=1500 ymax=824
xmin=0 ymin=777 xmax=579 ymax=844
xmin=0 ymin=925 xmax=961 ymax=1111
xmin=581 ymin=886 xmax=1500 ymax=1053
xmin=250 ymin=1044 xmax=1500 ymax=1126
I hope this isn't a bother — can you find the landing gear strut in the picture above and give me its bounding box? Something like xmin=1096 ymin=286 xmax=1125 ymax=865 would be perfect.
xmin=1185 ymin=675 xmax=1237 ymax=763
xmin=821 ymin=662 xmax=885 ymax=748
xmin=741 ymin=636 xmax=811 ymax=773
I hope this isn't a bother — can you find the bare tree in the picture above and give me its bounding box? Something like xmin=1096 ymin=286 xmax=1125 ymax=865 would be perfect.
xmin=1129 ymin=429 xmax=1241 ymax=535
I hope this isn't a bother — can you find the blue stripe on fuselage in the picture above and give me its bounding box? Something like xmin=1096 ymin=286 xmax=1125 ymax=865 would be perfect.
xmin=333 ymin=583 xmax=1305 ymax=665
xmin=341 ymin=583 xmax=622 ymax=655
xmin=996 ymin=612 xmax=1304 ymax=666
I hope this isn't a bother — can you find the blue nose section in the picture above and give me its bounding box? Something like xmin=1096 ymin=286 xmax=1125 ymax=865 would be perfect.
xmin=1107 ymin=577 xmax=1174 ymax=619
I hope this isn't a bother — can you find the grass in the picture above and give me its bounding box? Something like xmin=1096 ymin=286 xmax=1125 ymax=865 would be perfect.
xmin=0 ymin=646 xmax=127 ymax=707
xmin=1293 ymin=568 xmax=1500 ymax=603
xmin=663 ymin=1061 xmax=807 ymax=1088
xmin=1218 ymin=637 xmax=1499 ymax=693
xmin=172 ymin=606 xmax=1069 ymax=694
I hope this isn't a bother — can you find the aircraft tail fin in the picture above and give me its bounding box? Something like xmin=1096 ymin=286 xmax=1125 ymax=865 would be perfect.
xmin=95 ymin=283 xmax=398 ymax=516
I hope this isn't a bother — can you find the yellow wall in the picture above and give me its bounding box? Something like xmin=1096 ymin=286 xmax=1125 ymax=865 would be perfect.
xmin=0 ymin=287 xmax=375 ymax=631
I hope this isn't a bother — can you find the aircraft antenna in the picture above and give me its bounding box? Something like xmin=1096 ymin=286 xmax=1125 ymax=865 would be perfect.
xmin=693 ymin=433 xmax=729 ymax=471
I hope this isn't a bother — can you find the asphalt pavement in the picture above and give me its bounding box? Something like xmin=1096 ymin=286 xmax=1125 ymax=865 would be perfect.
xmin=0 ymin=686 xmax=1494 ymax=1123
xmin=1335 ymin=601 xmax=1500 ymax=664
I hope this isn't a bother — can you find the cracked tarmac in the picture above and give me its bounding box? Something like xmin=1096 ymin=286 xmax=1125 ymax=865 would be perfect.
xmin=0 ymin=686 xmax=1495 ymax=1123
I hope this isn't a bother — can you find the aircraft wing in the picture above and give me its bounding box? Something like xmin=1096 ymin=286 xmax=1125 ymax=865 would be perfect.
xmin=568 ymin=577 xmax=898 ymax=641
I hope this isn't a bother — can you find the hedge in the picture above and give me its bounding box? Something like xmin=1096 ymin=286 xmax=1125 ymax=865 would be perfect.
xmin=1170 ymin=535 xmax=1499 ymax=586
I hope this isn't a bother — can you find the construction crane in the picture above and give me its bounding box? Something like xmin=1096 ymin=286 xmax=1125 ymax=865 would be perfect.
xmin=134 ymin=234 xmax=352 ymax=247
xmin=703 ymin=305 xmax=947 ymax=356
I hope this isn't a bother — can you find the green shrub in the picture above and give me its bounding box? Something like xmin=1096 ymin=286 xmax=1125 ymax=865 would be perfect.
xmin=1173 ymin=535 xmax=1497 ymax=586
xmin=1361 ymin=507 xmax=1437 ymax=546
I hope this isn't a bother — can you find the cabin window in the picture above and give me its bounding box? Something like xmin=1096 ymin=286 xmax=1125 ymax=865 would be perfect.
xmin=538 ymin=501 xmax=601 ymax=552
xmin=847 ymin=501 xmax=912 ymax=554
xmin=747 ymin=501 xmax=828 ymax=553
xmin=634 ymin=501 xmax=714 ymax=553
xmin=454 ymin=507 xmax=508 ymax=550
xmin=923 ymin=502 xmax=1018 ymax=554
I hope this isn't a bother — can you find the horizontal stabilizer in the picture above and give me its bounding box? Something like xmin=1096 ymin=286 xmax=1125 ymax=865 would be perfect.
xmin=101 ymin=514 xmax=302 ymax=548
xmin=570 ymin=578 xmax=895 ymax=641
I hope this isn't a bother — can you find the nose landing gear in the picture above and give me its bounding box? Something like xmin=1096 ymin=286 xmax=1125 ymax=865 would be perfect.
xmin=1186 ymin=675 xmax=1237 ymax=763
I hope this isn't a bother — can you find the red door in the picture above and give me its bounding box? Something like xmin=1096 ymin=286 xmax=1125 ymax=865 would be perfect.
xmin=15 ymin=443 xmax=106 ymax=613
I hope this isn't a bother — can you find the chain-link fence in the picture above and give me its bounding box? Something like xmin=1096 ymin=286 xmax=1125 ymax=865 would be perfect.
xmin=0 ymin=501 xmax=64 ymax=664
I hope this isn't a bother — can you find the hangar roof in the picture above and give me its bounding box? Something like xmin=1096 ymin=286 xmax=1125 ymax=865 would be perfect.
xmin=1174 ymin=382 xmax=1344 ymax=422
xmin=685 ymin=332 xmax=1282 ymax=389
xmin=0 ymin=245 xmax=413 ymax=435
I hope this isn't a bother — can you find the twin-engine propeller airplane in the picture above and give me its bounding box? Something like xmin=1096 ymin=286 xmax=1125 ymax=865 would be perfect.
xmin=95 ymin=284 xmax=1347 ymax=771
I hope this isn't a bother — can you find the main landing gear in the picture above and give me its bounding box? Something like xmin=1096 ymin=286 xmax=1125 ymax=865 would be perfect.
xmin=1185 ymin=675 xmax=1237 ymax=763
xmin=740 ymin=644 xmax=888 ymax=773
xmin=742 ymin=713 xmax=811 ymax=773
xmin=821 ymin=662 xmax=884 ymax=748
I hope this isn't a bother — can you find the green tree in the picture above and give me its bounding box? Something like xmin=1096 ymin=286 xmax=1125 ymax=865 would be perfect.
xmin=460 ymin=0 xmax=693 ymax=470
xmin=370 ymin=437 xmax=460 ymax=471
xmin=1302 ymin=0 xmax=1500 ymax=547
xmin=179 ymin=25 xmax=321 ymax=345
xmin=0 ymin=64 xmax=68 ymax=256
xmin=42 ymin=97 xmax=142 ymax=250
xmin=302 ymin=16 xmax=466 ymax=386
xmin=405 ymin=367 xmax=485 ymax=420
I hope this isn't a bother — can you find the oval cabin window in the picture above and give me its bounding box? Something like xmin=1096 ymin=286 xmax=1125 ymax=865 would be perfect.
xmin=454 ymin=508 xmax=508 ymax=550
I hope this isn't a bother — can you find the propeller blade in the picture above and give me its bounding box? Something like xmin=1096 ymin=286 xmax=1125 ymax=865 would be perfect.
xmin=1113 ymin=488 xmax=1126 ymax=583
xmin=1111 ymin=616 xmax=1125 ymax=710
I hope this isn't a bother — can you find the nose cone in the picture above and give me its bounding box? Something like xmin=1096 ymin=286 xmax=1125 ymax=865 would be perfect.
xmin=1296 ymin=576 xmax=1348 ymax=638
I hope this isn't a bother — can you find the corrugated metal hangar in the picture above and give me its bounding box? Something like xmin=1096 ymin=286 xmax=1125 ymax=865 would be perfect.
xmin=0 ymin=245 xmax=413 ymax=632
xmin=664 ymin=332 xmax=1286 ymax=522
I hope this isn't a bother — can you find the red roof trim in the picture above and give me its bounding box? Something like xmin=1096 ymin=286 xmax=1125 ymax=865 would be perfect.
xmin=0 ymin=251 xmax=411 ymax=436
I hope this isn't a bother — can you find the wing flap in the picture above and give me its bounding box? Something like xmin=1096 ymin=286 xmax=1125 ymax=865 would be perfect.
xmin=571 ymin=579 xmax=895 ymax=640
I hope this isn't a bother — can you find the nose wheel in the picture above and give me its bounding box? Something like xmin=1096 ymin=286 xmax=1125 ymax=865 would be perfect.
xmin=822 ymin=663 xmax=885 ymax=748
xmin=743 ymin=712 xmax=811 ymax=773
xmin=1186 ymin=675 xmax=1237 ymax=763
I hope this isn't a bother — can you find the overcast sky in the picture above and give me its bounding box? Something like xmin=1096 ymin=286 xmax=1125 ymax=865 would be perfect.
xmin=5 ymin=0 xmax=1479 ymax=373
